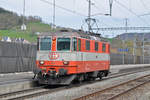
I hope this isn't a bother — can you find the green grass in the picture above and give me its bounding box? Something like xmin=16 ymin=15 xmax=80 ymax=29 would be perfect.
xmin=26 ymin=22 xmax=52 ymax=32
xmin=0 ymin=30 xmax=37 ymax=42
xmin=0 ymin=22 xmax=54 ymax=42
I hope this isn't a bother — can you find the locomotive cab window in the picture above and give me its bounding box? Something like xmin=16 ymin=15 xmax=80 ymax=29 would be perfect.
xmin=40 ymin=37 xmax=51 ymax=50
xmin=86 ymin=40 xmax=90 ymax=51
xmin=102 ymin=43 xmax=106 ymax=52
xmin=72 ymin=37 xmax=77 ymax=51
xmin=95 ymin=42 xmax=98 ymax=51
xmin=57 ymin=38 xmax=70 ymax=51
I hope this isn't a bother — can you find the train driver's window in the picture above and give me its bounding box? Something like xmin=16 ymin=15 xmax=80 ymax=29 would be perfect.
xmin=78 ymin=39 xmax=81 ymax=51
xmin=86 ymin=40 xmax=90 ymax=51
xmin=95 ymin=42 xmax=98 ymax=51
xmin=40 ymin=37 xmax=51 ymax=50
xmin=72 ymin=37 xmax=77 ymax=51
xmin=102 ymin=43 xmax=106 ymax=52
xmin=57 ymin=38 xmax=70 ymax=51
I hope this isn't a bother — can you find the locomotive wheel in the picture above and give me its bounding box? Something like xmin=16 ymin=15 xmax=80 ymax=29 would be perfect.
xmin=78 ymin=75 xmax=84 ymax=83
xmin=99 ymin=75 xmax=102 ymax=80
xmin=98 ymin=72 xmax=105 ymax=80
xmin=90 ymin=77 xmax=96 ymax=81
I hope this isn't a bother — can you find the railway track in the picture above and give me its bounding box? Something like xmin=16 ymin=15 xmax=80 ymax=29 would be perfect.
xmin=0 ymin=68 xmax=150 ymax=100
xmin=74 ymin=74 xmax=150 ymax=100
xmin=0 ymin=85 xmax=67 ymax=100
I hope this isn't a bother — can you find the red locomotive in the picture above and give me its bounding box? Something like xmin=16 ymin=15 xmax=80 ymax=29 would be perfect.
xmin=36 ymin=30 xmax=110 ymax=85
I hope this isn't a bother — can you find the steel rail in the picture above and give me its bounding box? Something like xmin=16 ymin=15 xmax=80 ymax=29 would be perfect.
xmin=106 ymin=67 xmax=150 ymax=80
xmin=107 ymin=80 xmax=150 ymax=100
xmin=0 ymin=85 xmax=47 ymax=99
xmin=7 ymin=87 xmax=66 ymax=100
xmin=74 ymin=74 xmax=150 ymax=100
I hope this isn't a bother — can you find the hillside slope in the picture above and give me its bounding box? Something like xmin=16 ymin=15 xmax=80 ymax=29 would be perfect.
xmin=0 ymin=7 xmax=53 ymax=43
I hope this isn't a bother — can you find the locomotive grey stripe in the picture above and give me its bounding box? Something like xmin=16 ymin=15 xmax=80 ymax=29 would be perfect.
xmin=37 ymin=51 xmax=110 ymax=61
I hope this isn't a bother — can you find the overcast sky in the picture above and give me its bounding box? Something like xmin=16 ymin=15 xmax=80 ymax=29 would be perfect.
xmin=1 ymin=0 xmax=150 ymax=37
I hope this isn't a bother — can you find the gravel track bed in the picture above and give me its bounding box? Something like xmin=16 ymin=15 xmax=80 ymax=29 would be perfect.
xmin=113 ymin=81 xmax=150 ymax=100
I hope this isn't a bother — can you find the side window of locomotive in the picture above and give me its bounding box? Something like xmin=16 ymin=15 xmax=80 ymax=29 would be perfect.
xmin=102 ymin=43 xmax=106 ymax=52
xmin=86 ymin=40 xmax=90 ymax=51
xmin=40 ymin=37 xmax=51 ymax=50
xmin=95 ymin=42 xmax=98 ymax=51
xmin=72 ymin=37 xmax=77 ymax=51
xmin=57 ymin=38 xmax=70 ymax=51
xmin=78 ymin=39 xmax=81 ymax=51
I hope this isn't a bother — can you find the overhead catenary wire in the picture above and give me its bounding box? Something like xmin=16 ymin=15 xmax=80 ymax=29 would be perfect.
xmin=93 ymin=4 xmax=101 ymax=12
xmin=91 ymin=0 xmax=101 ymax=12
xmin=93 ymin=0 xmax=106 ymax=11
xmin=96 ymin=19 xmax=111 ymax=27
xmin=114 ymin=0 xmax=150 ymax=26
xmin=138 ymin=0 xmax=150 ymax=17
xmin=139 ymin=13 xmax=150 ymax=17
xmin=73 ymin=0 xmax=76 ymax=13
xmin=91 ymin=0 xmax=110 ymax=16
xmin=23 ymin=0 xmax=25 ymax=25
xmin=40 ymin=0 xmax=86 ymax=17
xmin=139 ymin=0 xmax=149 ymax=12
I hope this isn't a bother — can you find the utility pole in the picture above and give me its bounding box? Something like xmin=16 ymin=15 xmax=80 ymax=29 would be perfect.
xmin=109 ymin=0 xmax=113 ymax=16
xmin=85 ymin=0 xmax=99 ymax=34
xmin=133 ymin=36 xmax=136 ymax=64
xmin=122 ymin=40 xmax=125 ymax=64
xmin=21 ymin=0 xmax=26 ymax=30
xmin=23 ymin=0 xmax=25 ymax=25
xmin=53 ymin=0 xmax=55 ymax=29
xmin=88 ymin=0 xmax=91 ymax=33
xmin=125 ymin=18 xmax=128 ymax=33
xmin=143 ymin=33 xmax=145 ymax=64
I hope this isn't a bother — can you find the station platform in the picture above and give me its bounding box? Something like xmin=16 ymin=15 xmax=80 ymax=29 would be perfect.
xmin=0 ymin=72 xmax=36 ymax=94
xmin=0 ymin=72 xmax=34 ymax=85
xmin=110 ymin=64 xmax=150 ymax=74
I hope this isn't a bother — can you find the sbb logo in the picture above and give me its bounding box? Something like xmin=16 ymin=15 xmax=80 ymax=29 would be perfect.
xmin=49 ymin=52 xmax=59 ymax=60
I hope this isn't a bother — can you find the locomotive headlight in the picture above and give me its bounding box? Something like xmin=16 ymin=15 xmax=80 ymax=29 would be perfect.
xmin=63 ymin=61 xmax=69 ymax=65
xmin=39 ymin=61 xmax=44 ymax=65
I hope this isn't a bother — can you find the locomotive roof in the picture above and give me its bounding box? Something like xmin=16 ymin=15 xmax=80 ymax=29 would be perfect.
xmin=38 ymin=30 xmax=104 ymax=41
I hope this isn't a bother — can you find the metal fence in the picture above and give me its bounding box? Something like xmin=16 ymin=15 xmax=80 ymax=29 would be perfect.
xmin=110 ymin=53 xmax=150 ymax=65
xmin=0 ymin=41 xmax=36 ymax=73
